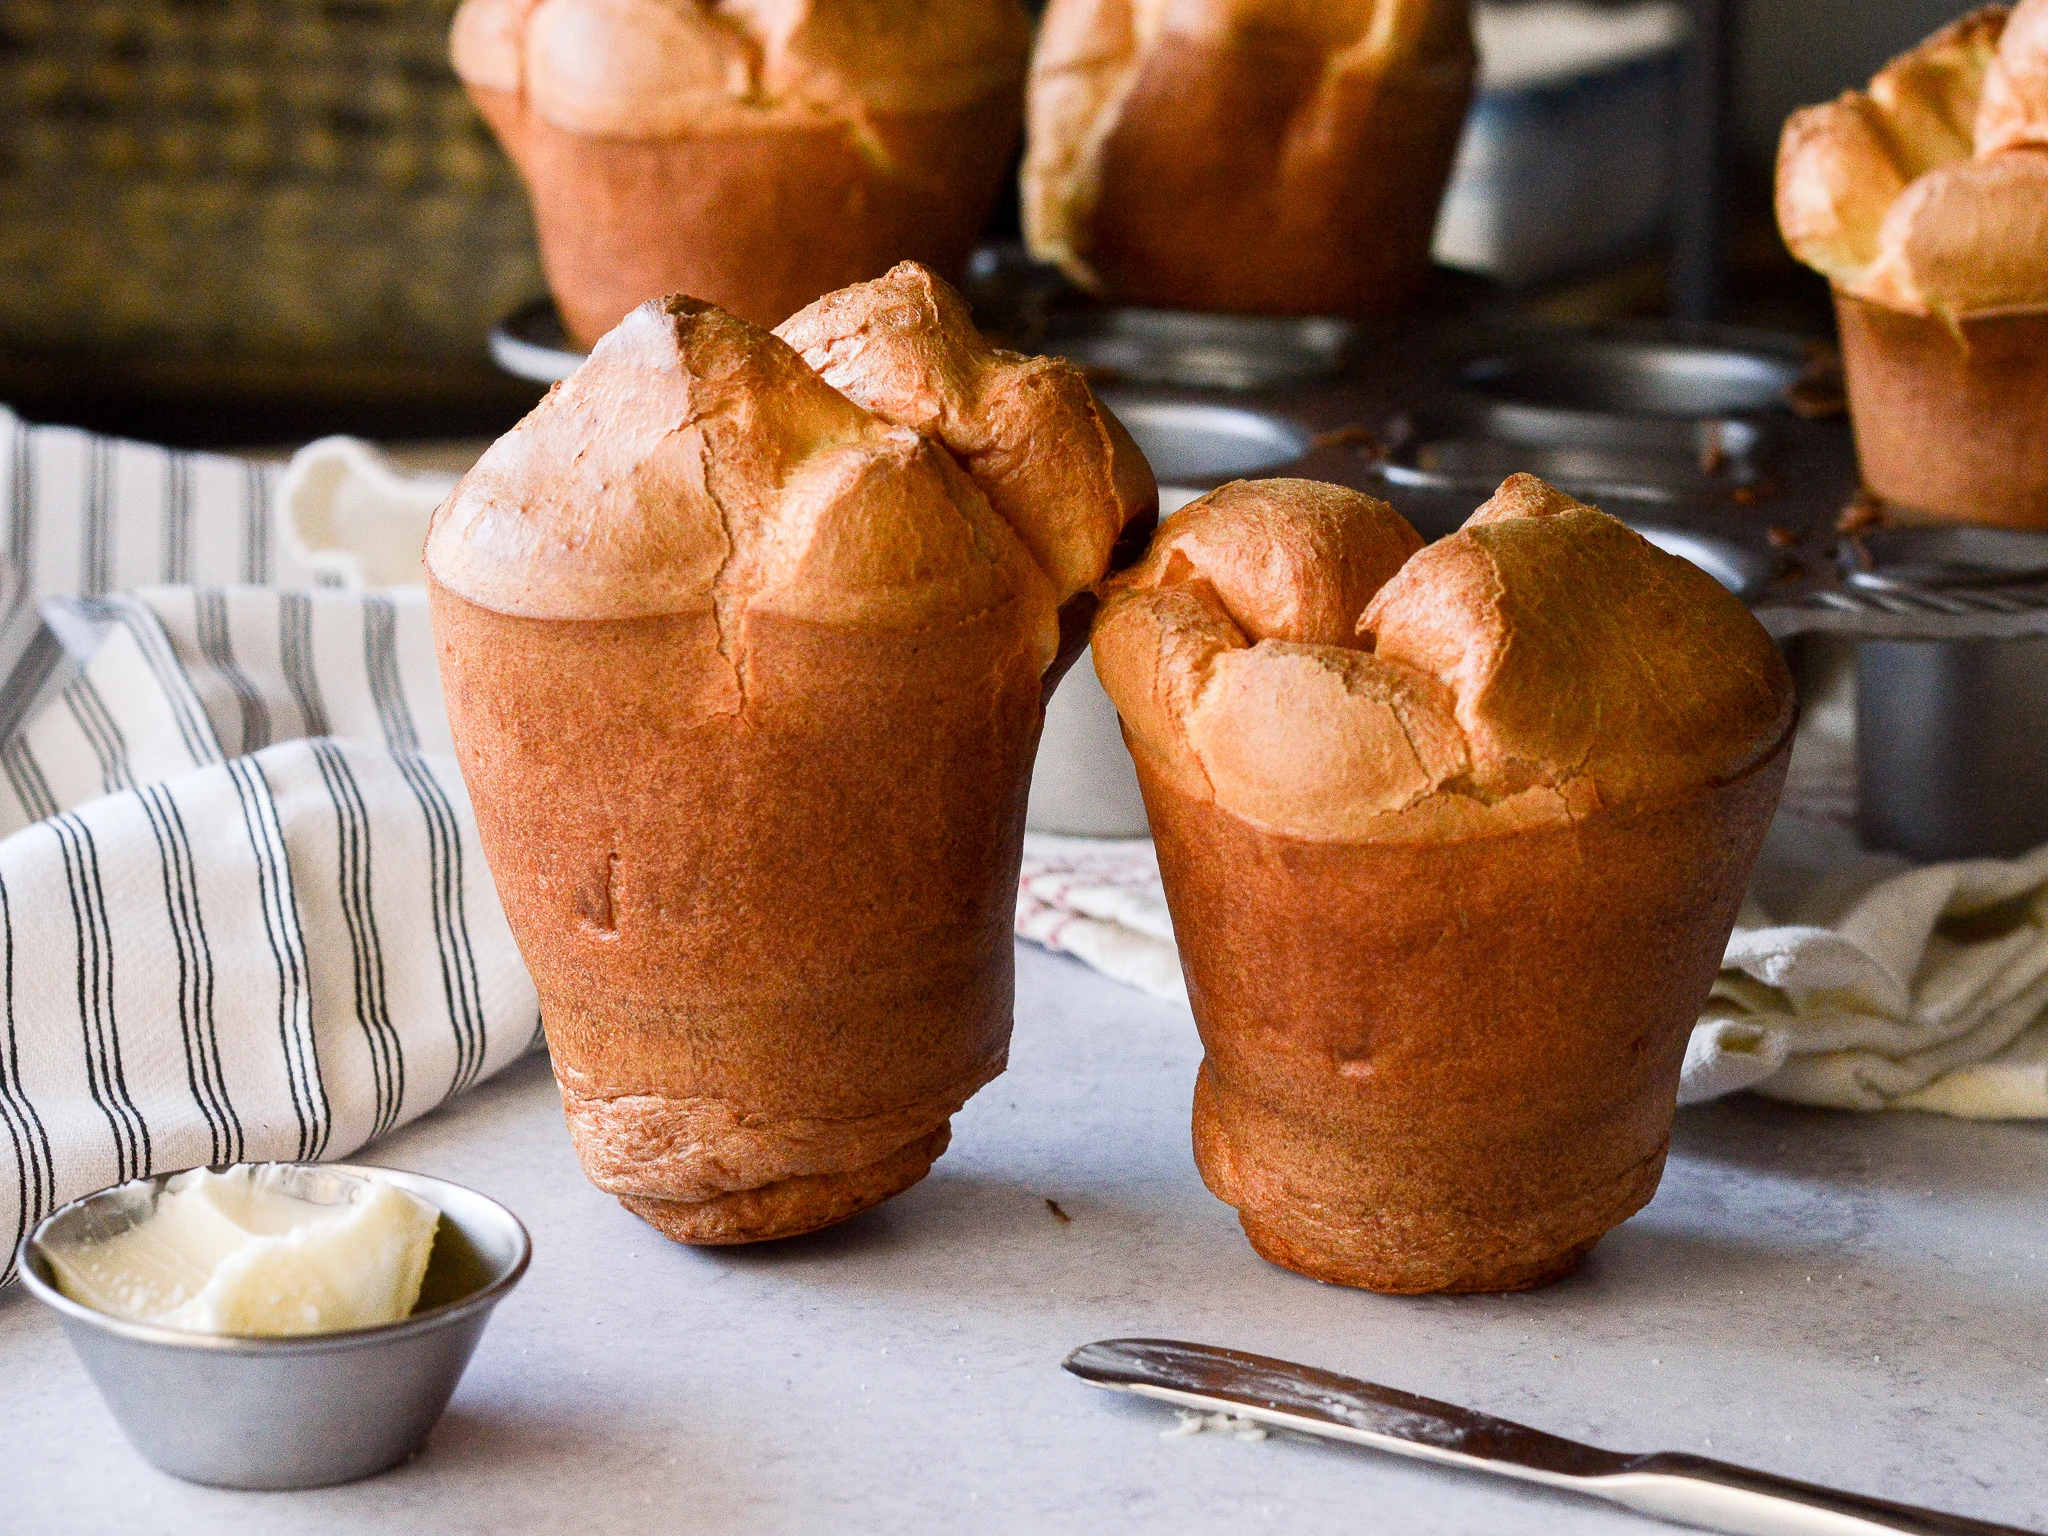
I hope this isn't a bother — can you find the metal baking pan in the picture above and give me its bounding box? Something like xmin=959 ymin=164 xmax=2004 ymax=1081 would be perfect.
xmin=1095 ymin=394 xmax=1314 ymax=484
xmin=1841 ymin=530 xmax=2048 ymax=859
xmin=490 ymin=296 xmax=1357 ymax=394
xmin=1772 ymin=526 xmax=2048 ymax=642
xmin=1039 ymin=309 xmax=1355 ymax=391
xmin=491 ymin=297 xmax=582 ymax=384
xmin=1377 ymin=334 xmax=1798 ymax=508
xmin=1460 ymin=335 xmax=1805 ymax=421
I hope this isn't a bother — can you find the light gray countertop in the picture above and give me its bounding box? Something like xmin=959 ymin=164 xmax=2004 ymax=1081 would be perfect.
xmin=6 ymin=944 xmax=2045 ymax=1534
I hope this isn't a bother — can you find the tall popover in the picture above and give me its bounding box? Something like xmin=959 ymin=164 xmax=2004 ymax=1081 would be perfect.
xmin=1092 ymin=476 xmax=1794 ymax=1293
xmin=1777 ymin=1 xmax=2048 ymax=527
xmin=1022 ymin=0 xmax=1475 ymax=315
xmin=452 ymin=0 xmax=1033 ymax=345
xmin=429 ymin=265 xmax=1155 ymax=1245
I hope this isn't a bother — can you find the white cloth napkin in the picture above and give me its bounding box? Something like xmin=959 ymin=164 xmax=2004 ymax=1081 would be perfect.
xmin=1694 ymin=816 xmax=2048 ymax=1117
xmin=1017 ymin=815 xmax=2048 ymax=1121
xmin=276 ymin=436 xmax=459 ymax=591
xmin=0 ymin=409 xmax=536 ymax=1283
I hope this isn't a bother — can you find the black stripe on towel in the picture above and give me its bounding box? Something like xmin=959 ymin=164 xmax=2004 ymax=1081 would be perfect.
xmin=0 ymin=622 xmax=65 ymax=747
xmin=194 ymin=589 xmax=272 ymax=756
xmin=2 ymin=734 xmax=59 ymax=827
xmin=50 ymin=811 xmax=150 ymax=1181
xmin=311 ymin=739 xmax=404 ymax=1136
xmin=6 ymin=417 xmax=36 ymax=630
xmin=81 ymin=436 xmax=114 ymax=597
xmin=364 ymin=598 xmax=487 ymax=1096
xmin=278 ymin=593 xmax=330 ymax=741
xmin=72 ymin=598 xmax=223 ymax=771
xmin=0 ymin=870 xmax=58 ymax=1286
xmin=162 ymin=451 xmax=193 ymax=585
xmin=240 ymin=462 xmax=272 ymax=586
xmin=137 ymin=782 xmax=240 ymax=1168
xmin=61 ymin=675 xmax=134 ymax=799
xmin=226 ymin=754 xmax=326 ymax=1160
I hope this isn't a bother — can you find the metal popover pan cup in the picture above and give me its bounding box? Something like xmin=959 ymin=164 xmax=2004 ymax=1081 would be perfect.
xmin=1843 ymin=528 xmax=2048 ymax=861
xmin=17 ymin=1162 xmax=530 ymax=1490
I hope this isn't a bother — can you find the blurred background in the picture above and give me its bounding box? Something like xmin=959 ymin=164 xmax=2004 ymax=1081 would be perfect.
xmin=0 ymin=0 xmax=1991 ymax=448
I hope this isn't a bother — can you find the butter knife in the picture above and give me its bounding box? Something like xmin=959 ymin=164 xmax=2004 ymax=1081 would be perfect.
xmin=1064 ymin=1338 xmax=2039 ymax=1536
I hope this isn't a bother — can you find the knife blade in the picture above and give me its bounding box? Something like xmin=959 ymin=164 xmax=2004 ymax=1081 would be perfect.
xmin=1064 ymin=1338 xmax=2039 ymax=1536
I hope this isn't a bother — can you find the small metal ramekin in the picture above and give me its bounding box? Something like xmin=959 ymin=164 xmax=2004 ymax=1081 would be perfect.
xmin=16 ymin=1162 xmax=530 ymax=1490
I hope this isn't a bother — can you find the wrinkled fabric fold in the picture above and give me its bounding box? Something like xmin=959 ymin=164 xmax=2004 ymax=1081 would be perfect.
xmin=0 ymin=407 xmax=538 ymax=1285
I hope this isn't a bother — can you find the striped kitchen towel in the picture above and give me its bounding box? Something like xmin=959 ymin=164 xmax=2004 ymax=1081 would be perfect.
xmin=0 ymin=409 xmax=536 ymax=1283
xmin=0 ymin=405 xmax=292 ymax=617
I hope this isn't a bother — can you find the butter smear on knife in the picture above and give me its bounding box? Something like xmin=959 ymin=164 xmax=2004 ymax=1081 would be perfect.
xmin=46 ymin=1165 xmax=440 ymax=1336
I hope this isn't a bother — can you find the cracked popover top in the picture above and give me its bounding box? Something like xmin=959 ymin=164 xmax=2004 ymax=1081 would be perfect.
xmin=1092 ymin=475 xmax=1795 ymax=843
xmin=426 ymin=264 xmax=1154 ymax=648
xmin=1777 ymin=0 xmax=2048 ymax=318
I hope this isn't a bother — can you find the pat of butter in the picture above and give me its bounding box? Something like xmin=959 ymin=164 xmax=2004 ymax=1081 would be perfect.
xmin=47 ymin=1165 xmax=440 ymax=1336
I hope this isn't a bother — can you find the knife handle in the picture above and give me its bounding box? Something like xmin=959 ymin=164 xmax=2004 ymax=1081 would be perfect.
xmin=1595 ymin=1453 xmax=2041 ymax=1536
